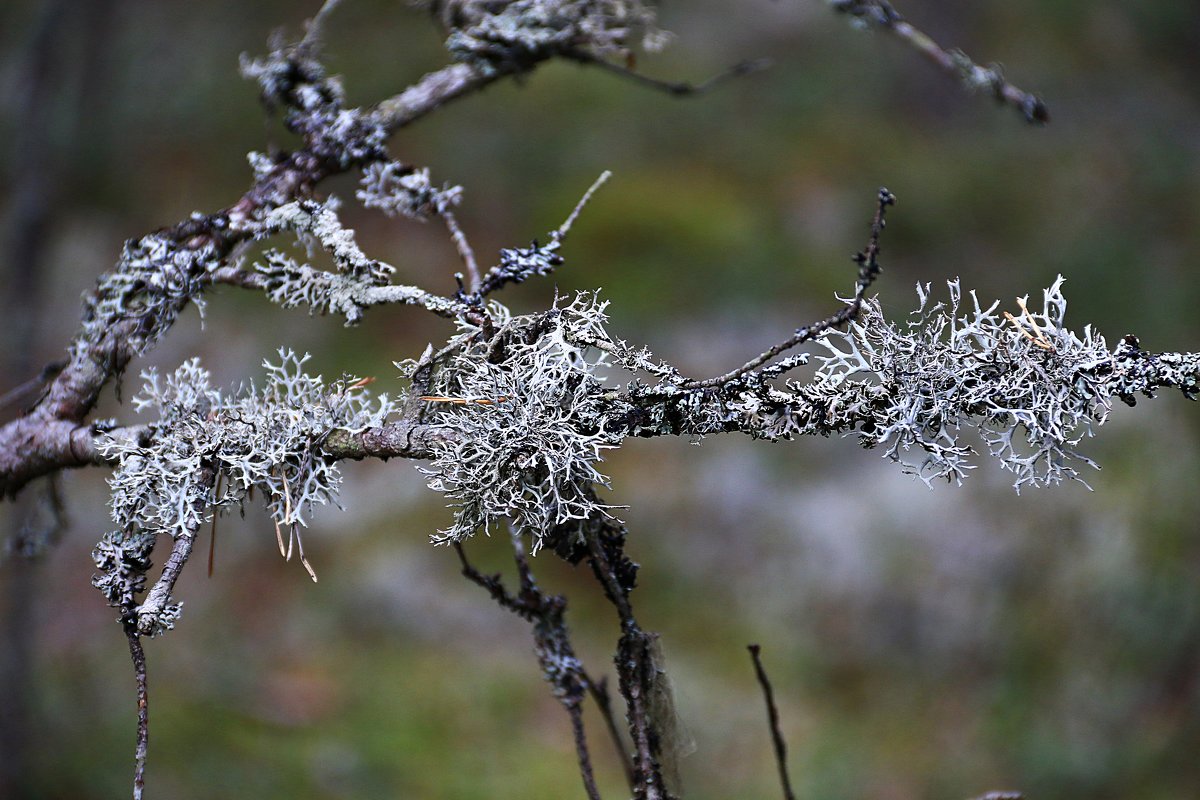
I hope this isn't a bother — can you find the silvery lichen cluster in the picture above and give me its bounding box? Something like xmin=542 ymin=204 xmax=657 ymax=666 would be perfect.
xmin=811 ymin=277 xmax=1115 ymax=488
xmin=93 ymin=351 xmax=394 ymax=634
xmin=66 ymin=0 xmax=1197 ymax=663
xmin=74 ymin=232 xmax=220 ymax=363
xmin=415 ymin=293 xmax=619 ymax=547
xmin=254 ymin=198 xmax=463 ymax=324
xmin=240 ymin=40 xmax=387 ymax=169
xmin=256 ymin=198 xmax=392 ymax=325
xmin=357 ymin=162 xmax=464 ymax=221
xmin=439 ymin=0 xmax=671 ymax=72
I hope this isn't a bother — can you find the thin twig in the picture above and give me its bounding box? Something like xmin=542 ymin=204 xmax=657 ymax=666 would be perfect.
xmin=580 ymin=516 xmax=671 ymax=800
xmin=442 ymin=207 xmax=481 ymax=293
xmin=748 ymin=644 xmax=796 ymax=800
xmin=0 ymin=360 xmax=63 ymax=413
xmin=571 ymin=51 xmax=772 ymax=97
xmin=829 ymin=0 xmax=1048 ymax=123
xmin=568 ymin=704 xmax=602 ymax=800
xmin=680 ymin=187 xmax=894 ymax=389
xmin=124 ymin=624 xmax=149 ymax=800
xmin=207 ymin=472 xmax=223 ymax=578
xmin=454 ymin=537 xmax=601 ymax=800
xmin=584 ymin=671 xmax=636 ymax=792
xmin=136 ymin=532 xmax=195 ymax=636
xmin=134 ymin=468 xmax=214 ymax=636
xmin=506 ymin=530 xmax=600 ymax=799
xmin=301 ymin=0 xmax=345 ymax=49
xmin=555 ymin=171 xmax=613 ymax=241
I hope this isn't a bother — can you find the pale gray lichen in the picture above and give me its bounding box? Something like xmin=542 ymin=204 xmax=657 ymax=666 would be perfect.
xmin=239 ymin=44 xmax=344 ymax=112
xmin=255 ymin=199 xmax=397 ymax=324
xmin=443 ymin=0 xmax=671 ymax=74
xmin=418 ymin=293 xmax=618 ymax=546
xmin=247 ymin=150 xmax=280 ymax=181
xmin=357 ymin=161 xmax=464 ymax=221
xmin=74 ymin=233 xmax=220 ymax=362
xmin=811 ymin=277 xmax=1115 ymax=489
xmin=93 ymin=350 xmax=395 ymax=634
xmin=240 ymin=41 xmax=387 ymax=167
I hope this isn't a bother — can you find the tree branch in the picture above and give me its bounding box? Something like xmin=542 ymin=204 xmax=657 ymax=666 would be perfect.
xmin=454 ymin=534 xmax=601 ymax=800
xmin=679 ymin=187 xmax=893 ymax=390
xmin=829 ymin=0 xmax=1049 ymax=123
xmin=748 ymin=645 xmax=796 ymax=800
xmin=124 ymin=624 xmax=149 ymax=800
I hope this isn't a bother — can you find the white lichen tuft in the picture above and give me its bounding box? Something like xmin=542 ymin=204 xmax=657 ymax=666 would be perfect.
xmin=814 ymin=276 xmax=1114 ymax=489
xmin=358 ymin=162 xmax=464 ymax=221
xmin=443 ymin=0 xmax=671 ymax=74
xmin=255 ymin=199 xmax=397 ymax=325
xmin=93 ymin=350 xmax=395 ymax=633
xmin=74 ymin=233 xmax=220 ymax=362
xmin=419 ymin=293 xmax=618 ymax=547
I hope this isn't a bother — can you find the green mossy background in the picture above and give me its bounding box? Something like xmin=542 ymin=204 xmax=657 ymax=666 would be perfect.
xmin=2 ymin=1 xmax=1199 ymax=798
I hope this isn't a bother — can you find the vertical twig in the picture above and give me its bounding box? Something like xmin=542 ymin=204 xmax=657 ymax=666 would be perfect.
xmin=124 ymin=624 xmax=149 ymax=800
xmin=507 ymin=529 xmax=601 ymax=800
xmin=579 ymin=512 xmax=672 ymax=800
xmin=568 ymin=696 xmax=602 ymax=800
xmin=748 ymin=644 xmax=796 ymax=800
xmin=442 ymin=208 xmax=481 ymax=294
xmin=453 ymin=535 xmax=602 ymax=800
xmin=584 ymin=671 xmax=636 ymax=791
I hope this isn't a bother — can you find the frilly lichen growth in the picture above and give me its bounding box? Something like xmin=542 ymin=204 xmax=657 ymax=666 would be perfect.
xmin=357 ymin=161 xmax=464 ymax=221
xmin=415 ymin=293 xmax=619 ymax=547
xmin=92 ymin=350 xmax=394 ymax=635
xmin=813 ymin=276 xmax=1115 ymax=489
xmin=442 ymin=0 xmax=671 ymax=74
xmin=74 ymin=232 xmax=220 ymax=363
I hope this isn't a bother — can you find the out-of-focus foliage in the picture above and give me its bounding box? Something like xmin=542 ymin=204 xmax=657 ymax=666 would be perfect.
xmin=2 ymin=0 xmax=1199 ymax=798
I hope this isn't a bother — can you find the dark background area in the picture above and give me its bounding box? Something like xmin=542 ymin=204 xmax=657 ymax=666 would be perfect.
xmin=2 ymin=1 xmax=1199 ymax=798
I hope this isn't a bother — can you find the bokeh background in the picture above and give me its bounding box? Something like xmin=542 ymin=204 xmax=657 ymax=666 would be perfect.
xmin=2 ymin=1 xmax=1200 ymax=798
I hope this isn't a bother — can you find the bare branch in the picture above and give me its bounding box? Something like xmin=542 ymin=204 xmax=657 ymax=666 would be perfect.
xmin=567 ymin=51 xmax=771 ymax=97
xmin=679 ymin=187 xmax=894 ymax=389
xmin=584 ymin=672 xmax=636 ymax=792
xmin=301 ymin=0 xmax=346 ymax=49
xmin=748 ymin=644 xmax=797 ymax=800
xmin=556 ymin=171 xmax=613 ymax=241
xmin=442 ymin=209 xmax=481 ymax=293
xmin=829 ymin=0 xmax=1049 ymax=123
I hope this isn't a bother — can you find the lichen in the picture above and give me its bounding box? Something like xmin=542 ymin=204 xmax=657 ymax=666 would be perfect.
xmin=417 ymin=293 xmax=618 ymax=546
xmin=93 ymin=350 xmax=395 ymax=634
xmin=812 ymin=277 xmax=1115 ymax=489
xmin=442 ymin=0 xmax=671 ymax=75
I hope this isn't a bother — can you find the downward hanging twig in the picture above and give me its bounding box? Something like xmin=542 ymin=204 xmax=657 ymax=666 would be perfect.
xmin=124 ymin=625 xmax=149 ymax=800
xmin=748 ymin=644 xmax=797 ymax=800
xmin=453 ymin=534 xmax=602 ymax=800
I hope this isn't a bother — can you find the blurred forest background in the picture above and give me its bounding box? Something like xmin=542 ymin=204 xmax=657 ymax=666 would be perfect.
xmin=2 ymin=1 xmax=1199 ymax=798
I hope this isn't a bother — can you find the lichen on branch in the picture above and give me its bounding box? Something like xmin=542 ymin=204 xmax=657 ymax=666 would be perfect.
xmin=414 ymin=294 xmax=619 ymax=546
xmin=93 ymin=351 xmax=395 ymax=634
